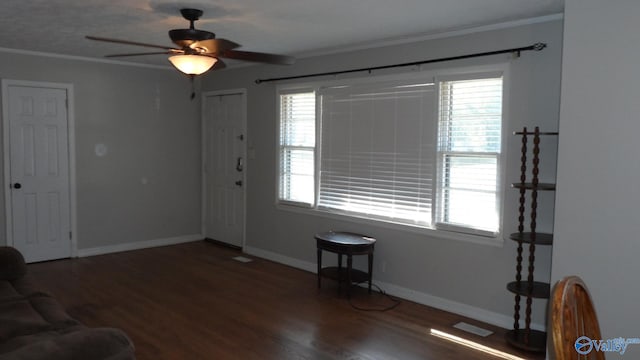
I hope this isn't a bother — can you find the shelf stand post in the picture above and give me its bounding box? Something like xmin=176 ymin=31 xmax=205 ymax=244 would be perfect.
xmin=513 ymin=127 xmax=527 ymax=331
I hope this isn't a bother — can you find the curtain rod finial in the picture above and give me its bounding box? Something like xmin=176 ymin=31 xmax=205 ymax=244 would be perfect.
xmin=533 ymin=43 xmax=547 ymax=51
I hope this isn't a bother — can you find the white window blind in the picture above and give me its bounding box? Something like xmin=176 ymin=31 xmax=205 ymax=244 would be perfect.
xmin=278 ymin=91 xmax=316 ymax=205
xmin=437 ymin=76 xmax=503 ymax=234
xmin=318 ymin=80 xmax=436 ymax=226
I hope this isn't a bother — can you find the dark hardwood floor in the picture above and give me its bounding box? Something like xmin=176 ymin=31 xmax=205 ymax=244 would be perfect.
xmin=27 ymin=241 xmax=543 ymax=360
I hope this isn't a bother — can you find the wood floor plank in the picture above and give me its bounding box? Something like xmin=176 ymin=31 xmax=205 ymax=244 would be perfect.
xmin=26 ymin=241 xmax=543 ymax=360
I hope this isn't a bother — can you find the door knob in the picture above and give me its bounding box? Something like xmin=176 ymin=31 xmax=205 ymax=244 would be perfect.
xmin=12 ymin=183 xmax=21 ymax=189
xmin=235 ymin=180 xmax=243 ymax=187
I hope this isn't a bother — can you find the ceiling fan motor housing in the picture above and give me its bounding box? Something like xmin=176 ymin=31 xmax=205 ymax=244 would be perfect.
xmin=169 ymin=29 xmax=216 ymax=47
xmin=169 ymin=8 xmax=216 ymax=48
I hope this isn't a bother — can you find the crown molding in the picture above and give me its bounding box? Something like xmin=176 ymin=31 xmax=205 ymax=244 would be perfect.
xmin=296 ymin=13 xmax=564 ymax=59
xmin=0 ymin=46 xmax=173 ymax=71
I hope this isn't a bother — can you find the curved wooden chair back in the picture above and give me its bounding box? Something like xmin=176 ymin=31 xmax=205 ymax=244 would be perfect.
xmin=551 ymin=276 xmax=605 ymax=360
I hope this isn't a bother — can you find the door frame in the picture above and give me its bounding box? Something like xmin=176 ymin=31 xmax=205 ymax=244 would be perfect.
xmin=2 ymin=79 xmax=78 ymax=257
xmin=201 ymin=88 xmax=247 ymax=249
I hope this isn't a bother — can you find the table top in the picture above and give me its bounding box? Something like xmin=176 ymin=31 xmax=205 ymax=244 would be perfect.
xmin=315 ymin=231 xmax=376 ymax=246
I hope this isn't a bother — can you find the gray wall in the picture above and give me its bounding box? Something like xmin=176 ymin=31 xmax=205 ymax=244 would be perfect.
xmin=552 ymin=0 xmax=640 ymax=355
xmin=203 ymin=20 xmax=563 ymax=327
xmin=0 ymin=53 xmax=202 ymax=250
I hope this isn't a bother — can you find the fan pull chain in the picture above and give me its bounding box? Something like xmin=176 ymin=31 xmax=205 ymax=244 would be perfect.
xmin=190 ymin=75 xmax=196 ymax=100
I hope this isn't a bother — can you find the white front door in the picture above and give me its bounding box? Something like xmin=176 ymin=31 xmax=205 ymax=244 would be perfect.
xmin=3 ymin=82 xmax=73 ymax=263
xmin=202 ymin=91 xmax=246 ymax=248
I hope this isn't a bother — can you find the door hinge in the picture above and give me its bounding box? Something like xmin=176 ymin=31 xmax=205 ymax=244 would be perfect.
xmin=65 ymin=99 xmax=69 ymax=109
xmin=69 ymin=231 xmax=72 ymax=240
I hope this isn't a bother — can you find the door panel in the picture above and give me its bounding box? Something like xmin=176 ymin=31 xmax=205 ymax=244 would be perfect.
xmin=6 ymin=85 xmax=71 ymax=262
xmin=203 ymin=92 xmax=245 ymax=247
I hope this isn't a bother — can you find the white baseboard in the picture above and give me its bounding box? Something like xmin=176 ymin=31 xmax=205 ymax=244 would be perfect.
xmin=243 ymin=245 xmax=545 ymax=332
xmin=369 ymin=280 xmax=545 ymax=332
xmin=245 ymin=246 xmax=318 ymax=273
xmin=77 ymin=234 xmax=203 ymax=258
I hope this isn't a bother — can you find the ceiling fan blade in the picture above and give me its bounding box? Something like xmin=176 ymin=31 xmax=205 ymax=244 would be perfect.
xmin=212 ymin=58 xmax=227 ymax=70
xmin=219 ymin=50 xmax=295 ymax=65
xmin=105 ymin=51 xmax=178 ymax=58
xmin=192 ymin=39 xmax=240 ymax=54
xmin=86 ymin=36 xmax=177 ymax=51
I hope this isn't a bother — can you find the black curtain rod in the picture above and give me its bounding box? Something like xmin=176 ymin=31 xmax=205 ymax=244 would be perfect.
xmin=255 ymin=42 xmax=546 ymax=84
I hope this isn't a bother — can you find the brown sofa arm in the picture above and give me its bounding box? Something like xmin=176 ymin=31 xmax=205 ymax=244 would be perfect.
xmin=0 ymin=246 xmax=27 ymax=280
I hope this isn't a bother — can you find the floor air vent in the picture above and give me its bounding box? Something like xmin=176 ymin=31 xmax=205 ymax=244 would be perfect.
xmin=453 ymin=322 xmax=493 ymax=337
xmin=232 ymin=256 xmax=253 ymax=263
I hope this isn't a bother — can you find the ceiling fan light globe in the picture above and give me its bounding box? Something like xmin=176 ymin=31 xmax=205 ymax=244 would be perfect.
xmin=168 ymin=55 xmax=217 ymax=75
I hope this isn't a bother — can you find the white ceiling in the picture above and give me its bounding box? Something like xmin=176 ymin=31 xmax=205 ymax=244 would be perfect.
xmin=0 ymin=0 xmax=564 ymax=68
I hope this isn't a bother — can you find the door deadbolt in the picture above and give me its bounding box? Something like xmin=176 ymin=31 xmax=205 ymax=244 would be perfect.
xmin=12 ymin=183 xmax=21 ymax=189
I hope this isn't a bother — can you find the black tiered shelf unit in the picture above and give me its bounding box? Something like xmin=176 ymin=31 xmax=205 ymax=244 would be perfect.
xmin=505 ymin=126 xmax=557 ymax=353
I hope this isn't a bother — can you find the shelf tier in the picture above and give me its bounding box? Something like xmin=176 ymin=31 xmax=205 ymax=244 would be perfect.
xmin=506 ymin=281 xmax=550 ymax=299
xmin=320 ymin=267 xmax=370 ymax=284
xmin=505 ymin=329 xmax=547 ymax=353
xmin=511 ymin=182 xmax=556 ymax=191
xmin=509 ymin=232 xmax=553 ymax=245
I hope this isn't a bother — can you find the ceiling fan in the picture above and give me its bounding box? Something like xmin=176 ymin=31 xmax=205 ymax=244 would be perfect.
xmin=87 ymin=8 xmax=295 ymax=76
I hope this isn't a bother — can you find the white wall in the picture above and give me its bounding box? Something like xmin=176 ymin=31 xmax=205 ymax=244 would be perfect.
xmin=203 ymin=20 xmax=563 ymax=329
xmin=0 ymin=52 xmax=202 ymax=252
xmin=552 ymin=0 xmax=640 ymax=358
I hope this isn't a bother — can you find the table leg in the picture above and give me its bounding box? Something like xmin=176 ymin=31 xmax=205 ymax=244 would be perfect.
xmin=368 ymin=252 xmax=373 ymax=294
xmin=317 ymin=248 xmax=322 ymax=289
xmin=347 ymin=255 xmax=353 ymax=298
xmin=337 ymin=254 xmax=343 ymax=294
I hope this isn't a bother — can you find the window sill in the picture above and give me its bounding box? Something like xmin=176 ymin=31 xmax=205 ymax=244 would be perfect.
xmin=275 ymin=202 xmax=504 ymax=248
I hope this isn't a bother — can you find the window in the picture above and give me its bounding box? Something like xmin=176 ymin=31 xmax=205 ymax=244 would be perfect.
xmin=318 ymin=80 xmax=435 ymax=227
xmin=278 ymin=91 xmax=316 ymax=205
xmin=277 ymin=70 xmax=504 ymax=238
xmin=436 ymin=76 xmax=503 ymax=235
